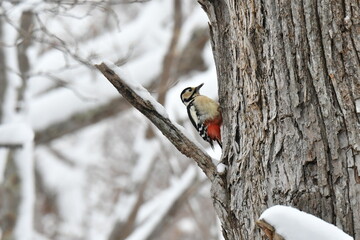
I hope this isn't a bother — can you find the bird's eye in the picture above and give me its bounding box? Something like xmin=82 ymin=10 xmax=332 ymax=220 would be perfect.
xmin=184 ymin=88 xmax=191 ymax=93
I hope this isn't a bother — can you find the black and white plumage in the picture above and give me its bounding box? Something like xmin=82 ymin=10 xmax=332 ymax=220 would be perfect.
xmin=180 ymin=83 xmax=222 ymax=148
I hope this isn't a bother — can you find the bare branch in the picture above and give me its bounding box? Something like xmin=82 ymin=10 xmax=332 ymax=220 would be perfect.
xmin=256 ymin=219 xmax=285 ymax=240
xmin=108 ymin=140 xmax=157 ymax=240
xmin=156 ymin=0 xmax=182 ymax=105
xmin=146 ymin=173 xmax=205 ymax=240
xmin=145 ymin=0 xmax=182 ymax=138
xmin=95 ymin=62 xmax=216 ymax=181
xmin=0 ymin=144 xmax=23 ymax=149
xmin=125 ymin=167 xmax=202 ymax=240
xmin=34 ymin=97 xmax=131 ymax=145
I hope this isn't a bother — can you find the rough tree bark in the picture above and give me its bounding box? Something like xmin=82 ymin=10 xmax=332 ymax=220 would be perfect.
xmin=198 ymin=0 xmax=360 ymax=239
xmin=97 ymin=0 xmax=359 ymax=239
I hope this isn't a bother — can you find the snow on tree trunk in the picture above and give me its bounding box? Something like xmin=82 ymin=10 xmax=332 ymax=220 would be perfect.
xmin=257 ymin=205 xmax=353 ymax=240
xmin=0 ymin=18 xmax=7 ymax=123
xmin=199 ymin=0 xmax=360 ymax=239
xmin=0 ymin=9 xmax=35 ymax=240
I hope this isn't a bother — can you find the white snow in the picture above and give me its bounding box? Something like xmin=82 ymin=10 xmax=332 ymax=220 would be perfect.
xmin=355 ymin=99 xmax=360 ymax=113
xmin=1 ymin=0 xmax=220 ymax=239
xmin=36 ymin=147 xmax=86 ymax=237
xmin=0 ymin=123 xmax=34 ymax=145
xmin=1 ymin=20 xmax=36 ymax=235
xmin=25 ymin=0 xmax=171 ymax=131
xmin=131 ymin=139 xmax=159 ymax=183
xmin=0 ymin=10 xmax=36 ymax=236
xmin=29 ymin=78 xmax=118 ymax=130
xmin=177 ymin=218 xmax=196 ymax=233
xmin=113 ymin=136 xmax=160 ymax=221
xmin=259 ymin=205 xmax=353 ymax=240
xmin=3 ymin=0 xmax=358 ymax=239
xmin=103 ymin=60 xmax=169 ymax=119
xmin=216 ymin=163 xmax=227 ymax=174
xmin=14 ymin=140 xmax=35 ymax=240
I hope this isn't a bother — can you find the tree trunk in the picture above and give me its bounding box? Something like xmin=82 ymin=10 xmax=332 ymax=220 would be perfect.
xmin=0 ymin=9 xmax=35 ymax=240
xmin=199 ymin=0 xmax=360 ymax=239
xmin=0 ymin=15 xmax=7 ymax=122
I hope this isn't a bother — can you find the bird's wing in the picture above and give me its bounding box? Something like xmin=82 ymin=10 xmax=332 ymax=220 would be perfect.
xmin=187 ymin=103 xmax=199 ymax=131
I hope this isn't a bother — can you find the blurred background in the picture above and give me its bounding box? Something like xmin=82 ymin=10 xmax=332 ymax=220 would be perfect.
xmin=0 ymin=0 xmax=222 ymax=239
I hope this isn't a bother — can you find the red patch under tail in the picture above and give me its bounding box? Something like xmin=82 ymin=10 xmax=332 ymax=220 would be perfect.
xmin=205 ymin=116 xmax=222 ymax=147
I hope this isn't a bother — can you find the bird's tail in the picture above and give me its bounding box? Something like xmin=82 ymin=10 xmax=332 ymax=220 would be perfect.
xmin=217 ymin=139 xmax=222 ymax=149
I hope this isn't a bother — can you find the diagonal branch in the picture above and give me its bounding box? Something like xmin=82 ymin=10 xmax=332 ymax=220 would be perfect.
xmin=95 ymin=62 xmax=216 ymax=181
xmin=34 ymin=97 xmax=131 ymax=145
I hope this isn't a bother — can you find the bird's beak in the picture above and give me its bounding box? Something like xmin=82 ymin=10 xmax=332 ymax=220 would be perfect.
xmin=195 ymin=83 xmax=204 ymax=92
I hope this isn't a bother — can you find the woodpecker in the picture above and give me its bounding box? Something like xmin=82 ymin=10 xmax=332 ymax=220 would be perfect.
xmin=180 ymin=83 xmax=222 ymax=148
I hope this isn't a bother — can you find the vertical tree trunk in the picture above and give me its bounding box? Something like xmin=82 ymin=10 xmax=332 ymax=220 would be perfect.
xmin=0 ymin=151 xmax=21 ymax=240
xmin=199 ymin=0 xmax=360 ymax=239
xmin=0 ymin=15 xmax=7 ymax=122
xmin=0 ymin=9 xmax=35 ymax=240
xmin=0 ymin=10 xmax=19 ymax=240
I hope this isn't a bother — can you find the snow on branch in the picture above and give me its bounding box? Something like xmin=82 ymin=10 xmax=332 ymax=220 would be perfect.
xmin=95 ymin=62 xmax=216 ymax=181
xmin=257 ymin=205 xmax=353 ymax=240
xmin=0 ymin=123 xmax=34 ymax=148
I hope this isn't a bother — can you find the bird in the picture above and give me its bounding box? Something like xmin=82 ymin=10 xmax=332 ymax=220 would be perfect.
xmin=180 ymin=83 xmax=222 ymax=148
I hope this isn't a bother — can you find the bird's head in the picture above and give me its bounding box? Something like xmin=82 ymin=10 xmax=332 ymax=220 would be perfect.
xmin=180 ymin=83 xmax=204 ymax=106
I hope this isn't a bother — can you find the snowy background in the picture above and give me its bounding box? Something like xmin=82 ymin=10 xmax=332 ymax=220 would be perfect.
xmin=0 ymin=1 xmax=354 ymax=240
xmin=0 ymin=0 xmax=222 ymax=239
